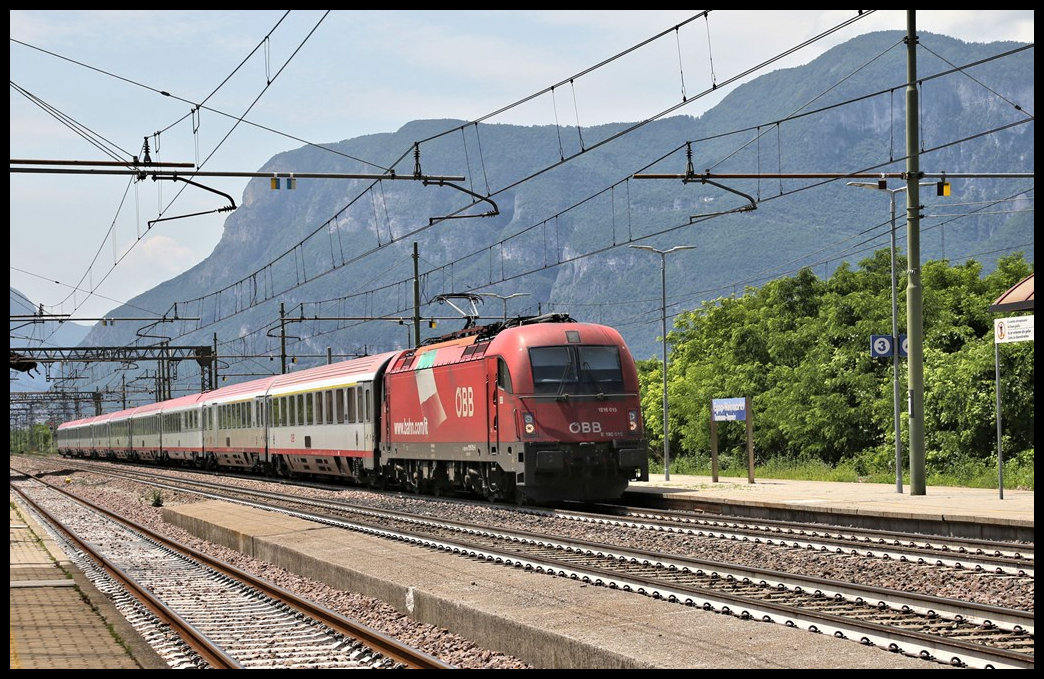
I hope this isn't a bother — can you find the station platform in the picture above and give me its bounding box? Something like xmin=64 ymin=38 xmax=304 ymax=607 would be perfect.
xmin=9 ymin=497 xmax=168 ymax=669
xmin=625 ymin=474 xmax=1034 ymax=542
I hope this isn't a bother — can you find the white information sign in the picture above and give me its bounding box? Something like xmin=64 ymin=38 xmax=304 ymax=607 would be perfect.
xmin=994 ymin=315 xmax=1034 ymax=344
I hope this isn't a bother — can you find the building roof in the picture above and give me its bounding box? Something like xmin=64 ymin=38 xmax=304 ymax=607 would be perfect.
xmin=988 ymin=273 xmax=1034 ymax=313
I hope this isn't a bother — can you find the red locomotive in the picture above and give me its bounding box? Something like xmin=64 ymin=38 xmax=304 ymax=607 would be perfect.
xmin=57 ymin=312 xmax=649 ymax=504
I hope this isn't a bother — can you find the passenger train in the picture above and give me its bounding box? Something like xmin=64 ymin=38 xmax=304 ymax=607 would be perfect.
xmin=57 ymin=313 xmax=649 ymax=504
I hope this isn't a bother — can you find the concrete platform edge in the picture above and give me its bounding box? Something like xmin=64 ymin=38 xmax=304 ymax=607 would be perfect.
xmin=161 ymin=500 xmax=944 ymax=670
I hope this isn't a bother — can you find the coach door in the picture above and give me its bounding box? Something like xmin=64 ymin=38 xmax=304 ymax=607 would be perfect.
xmin=255 ymin=396 xmax=268 ymax=462
xmin=203 ymin=405 xmax=214 ymax=452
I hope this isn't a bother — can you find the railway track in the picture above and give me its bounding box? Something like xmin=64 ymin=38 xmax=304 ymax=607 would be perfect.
xmin=17 ymin=458 xmax=1035 ymax=669
xmin=242 ymin=497 xmax=1035 ymax=668
xmin=10 ymin=475 xmax=454 ymax=669
xmin=553 ymin=504 xmax=1034 ymax=577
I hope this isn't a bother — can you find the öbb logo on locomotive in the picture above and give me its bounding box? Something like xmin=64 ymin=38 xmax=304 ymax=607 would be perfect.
xmin=56 ymin=313 xmax=650 ymax=504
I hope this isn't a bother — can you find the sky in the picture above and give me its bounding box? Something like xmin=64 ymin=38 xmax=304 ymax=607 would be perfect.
xmin=9 ymin=10 xmax=1035 ymax=324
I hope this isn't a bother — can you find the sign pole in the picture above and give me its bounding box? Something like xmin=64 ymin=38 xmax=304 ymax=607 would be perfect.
xmin=709 ymin=399 xmax=719 ymax=483
xmin=992 ymin=314 xmax=1034 ymax=500
xmin=994 ymin=339 xmax=1004 ymax=500
xmin=745 ymin=396 xmax=754 ymax=484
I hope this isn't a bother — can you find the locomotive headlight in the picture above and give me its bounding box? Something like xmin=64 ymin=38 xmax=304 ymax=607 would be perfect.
xmin=524 ymin=412 xmax=535 ymax=435
xmin=628 ymin=409 xmax=639 ymax=432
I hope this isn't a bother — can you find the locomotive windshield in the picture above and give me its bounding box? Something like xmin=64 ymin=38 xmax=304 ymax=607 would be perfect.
xmin=529 ymin=345 xmax=624 ymax=394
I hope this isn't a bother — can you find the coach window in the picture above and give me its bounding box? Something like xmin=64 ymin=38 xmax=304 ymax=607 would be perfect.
xmin=363 ymin=386 xmax=372 ymax=422
xmin=273 ymin=399 xmax=281 ymax=427
xmin=347 ymin=387 xmax=357 ymax=423
xmin=357 ymin=387 xmax=366 ymax=423
xmin=325 ymin=391 xmax=334 ymax=424
xmin=336 ymin=389 xmax=345 ymax=423
xmin=305 ymin=393 xmax=314 ymax=425
xmin=316 ymin=392 xmax=324 ymax=425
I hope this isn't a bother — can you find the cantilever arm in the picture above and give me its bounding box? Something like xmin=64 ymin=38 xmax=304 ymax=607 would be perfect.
xmin=147 ymin=173 xmax=237 ymax=228
xmin=423 ymin=179 xmax=500 ymax=224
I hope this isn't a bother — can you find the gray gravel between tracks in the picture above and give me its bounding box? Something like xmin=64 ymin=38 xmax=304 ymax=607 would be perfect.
xmin=164 ymin=499 xmax=952 ymax=670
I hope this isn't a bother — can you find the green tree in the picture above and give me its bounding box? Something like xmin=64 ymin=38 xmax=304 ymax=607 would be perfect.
xmin=646 ymin=251 xmax=1033 ymax=481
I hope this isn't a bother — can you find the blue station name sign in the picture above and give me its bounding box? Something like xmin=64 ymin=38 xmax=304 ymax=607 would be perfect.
xmin=712 ymin=397 xmax=747 ymax=422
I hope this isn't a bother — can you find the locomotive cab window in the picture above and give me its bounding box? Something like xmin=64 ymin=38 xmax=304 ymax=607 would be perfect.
xmin=497 ymin=357 xmax=513 ymax=393
xmin=530 ymin=345 xmax=624 ymax=394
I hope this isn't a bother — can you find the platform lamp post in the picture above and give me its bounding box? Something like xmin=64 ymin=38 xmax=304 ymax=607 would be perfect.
xmin=847 ymin=179 xmax=934 ymax=494
xmin=479 ymin=292 xmax=531 ymax=320
xmin=630 ymin=244 xmax=696 ymax=481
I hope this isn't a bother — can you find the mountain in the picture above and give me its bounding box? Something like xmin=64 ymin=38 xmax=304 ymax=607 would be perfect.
xmin=26 ymin=31 xmax=1035 ymax=404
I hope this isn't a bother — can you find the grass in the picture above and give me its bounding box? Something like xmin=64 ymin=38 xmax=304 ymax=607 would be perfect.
xmin=655 ymin=452 xmax=1034 ymax=491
